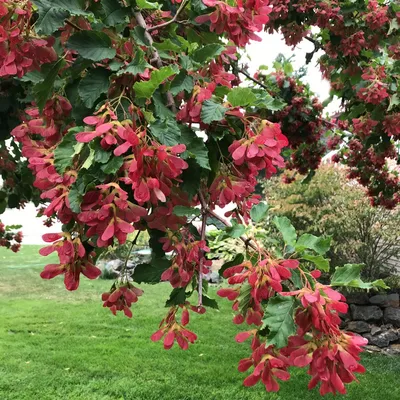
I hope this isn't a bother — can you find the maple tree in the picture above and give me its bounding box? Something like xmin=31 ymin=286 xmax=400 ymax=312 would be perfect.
xmin=0 ymin=0 xmax=399 ymax=395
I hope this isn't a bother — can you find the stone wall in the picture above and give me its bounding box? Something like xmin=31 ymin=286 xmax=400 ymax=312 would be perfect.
xmin=341 ymin=292 xmax=400 ymax=351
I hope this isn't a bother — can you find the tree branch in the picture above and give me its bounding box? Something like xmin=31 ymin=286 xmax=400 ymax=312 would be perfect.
xmin=197 ymin=211 xmax=207 ymax=308
xmin=133 ymin=11 xmax=177 ymax=113
xmin=304 ymin=36 xmax=321 ymax=49
xmin=237 ymin=68 xmax=269 ymax=90
xmin=147 ymin=0 xmax=189 ymax=32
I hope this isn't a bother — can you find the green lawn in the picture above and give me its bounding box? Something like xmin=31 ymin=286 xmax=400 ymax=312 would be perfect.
xmin=0 ymin=246 xmax=399 ymax=400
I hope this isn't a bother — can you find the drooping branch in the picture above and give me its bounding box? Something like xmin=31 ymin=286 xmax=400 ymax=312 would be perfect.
xmin=147 ymin=0 xmax=189 ymax=32
xmin=133 ymin=11 xmax=177 ymax=113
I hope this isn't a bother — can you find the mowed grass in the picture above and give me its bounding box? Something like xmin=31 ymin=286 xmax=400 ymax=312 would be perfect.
xmin=0 ymin=246 xmax=400 ymax=400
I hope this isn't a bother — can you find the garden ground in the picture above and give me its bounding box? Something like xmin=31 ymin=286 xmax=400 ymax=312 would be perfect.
xmin=0 ymin=246 xmax=399 ymax=400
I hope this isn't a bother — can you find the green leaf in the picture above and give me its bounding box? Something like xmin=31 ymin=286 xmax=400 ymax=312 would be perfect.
xmin=227 ymin=87 xmax=257 ymax=107
xmin=201 ymin=100 xmax=226 ymax=124
xmin=101 ymin=156 xmax=124 ymax=174
xmin=180 ymin=159 xmax=202 ymax=200
xmin=295 ymin=234 xmax=331 ymax=255
xmin=301 ymin=253 xmax=330 ymax=272
xmin=237 ymin=282 xmax=252 ymax=315
xmin=173 ymin=206 xmax=201 ymax=217
xmin=202 ymin=294 xmax=219 ymax=309
xmin=82 ymin=148 xmax=95 ymax=169
xmin=273 ymin=216 xmax=297 ymax=247
xmin=250 ymin=202 xmax=269 ymax=223
xmin=136 ymin=0 xmax=161 ymax=9
xmin=78 ymin=68 xmax=111 ymax=108
xmin=170 ymin=72 xmax=194 ymax=96
xmin=133 ymin=65 xmax=179 ymax=98
xmin=219 ymin=253 xmax=244 ymax=277
xmin=118 ymin=48 xmax=151 ymax=76
xmin=68 ymin=186 xmax=83 ymax=213
xmin=206 ymin=216 xmax=225 ymax=230
xmin=152 ymin=91 xmax=175 ymax=120
xmin=224 ymin=221 xmax=246 ymax=238
xmin=265 ymin=98 xmax=286 ymax=111
xmin=165 ymin=288 xmax=187 ymax=307
xmin=54 ymin=127 xmax=82 ymax=174
xmin=388 ymin=18 xmax=400 ymax=35
xmin=131 ymin=26 xmax=151 ymax=46
xmin=150 ymin=118 xmax=181 ymax=145
xmin=33 ymin=59 xmax=65 ymax=112
xmin=19 ymin=70 xmax=44 ymax=84
xmin=180 ymin=126 xmax=210 ymax=169
xmin=192 ymin=44 xmax=225 ymax=63
xmin=330 ymin=264 xmax=389 ymax=290
xmin=262 ymin=296 xmax=296 ymax=348
xmin=154 ymin=39 xmax=181 ymax=53
xmin=101 ymin=0 xmax=129 ymax=27
xmin=33 ymin=0 xmax=89 ymax=35
xmin=90 ymin=140 xmax=112 ymax=164
xmin=133 ymin=257 xmax=171 ymax=284
xmin=67 ymin=31 xmax=117 ymax=61
xmin=34 ymin=5 xmax=69 ymax=35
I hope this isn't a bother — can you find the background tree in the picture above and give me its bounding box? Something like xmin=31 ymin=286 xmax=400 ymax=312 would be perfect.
xmin=265 ymin=166 xmax=400 ymax=281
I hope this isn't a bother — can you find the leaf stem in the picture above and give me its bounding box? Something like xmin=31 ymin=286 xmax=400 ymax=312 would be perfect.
xmin=121 ymin=230 xmax=141 ymax=281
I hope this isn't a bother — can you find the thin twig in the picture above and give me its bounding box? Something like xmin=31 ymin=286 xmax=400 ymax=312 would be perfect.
xmin=238 ymin=68 xmax=269 ymax=90
xmin=64 ymin=20 xmax=125 ymax=61
xmin=197 ymin=211 xmax=208 ymax=308
xmin=133 ymin=11 xmax=177 ymax=113
xmin=121 ymin=230 xmax=141 ymax=281
xmin=147 ymin=0 xmax=189 ymax=32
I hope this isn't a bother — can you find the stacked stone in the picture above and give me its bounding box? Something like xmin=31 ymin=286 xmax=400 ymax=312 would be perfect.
xmin=341 ymin=293 xmax=400 ymax=352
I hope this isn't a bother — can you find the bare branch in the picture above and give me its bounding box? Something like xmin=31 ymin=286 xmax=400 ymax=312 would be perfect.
xmin=237 ymin=68 xmax=269 ymax=90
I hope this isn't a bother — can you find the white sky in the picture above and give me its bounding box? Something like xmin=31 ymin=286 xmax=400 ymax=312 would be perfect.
xmin=1 ymin=32 xmax=339 ymax=244
xmin=245 ymin=32 xmax=341 ymax=114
